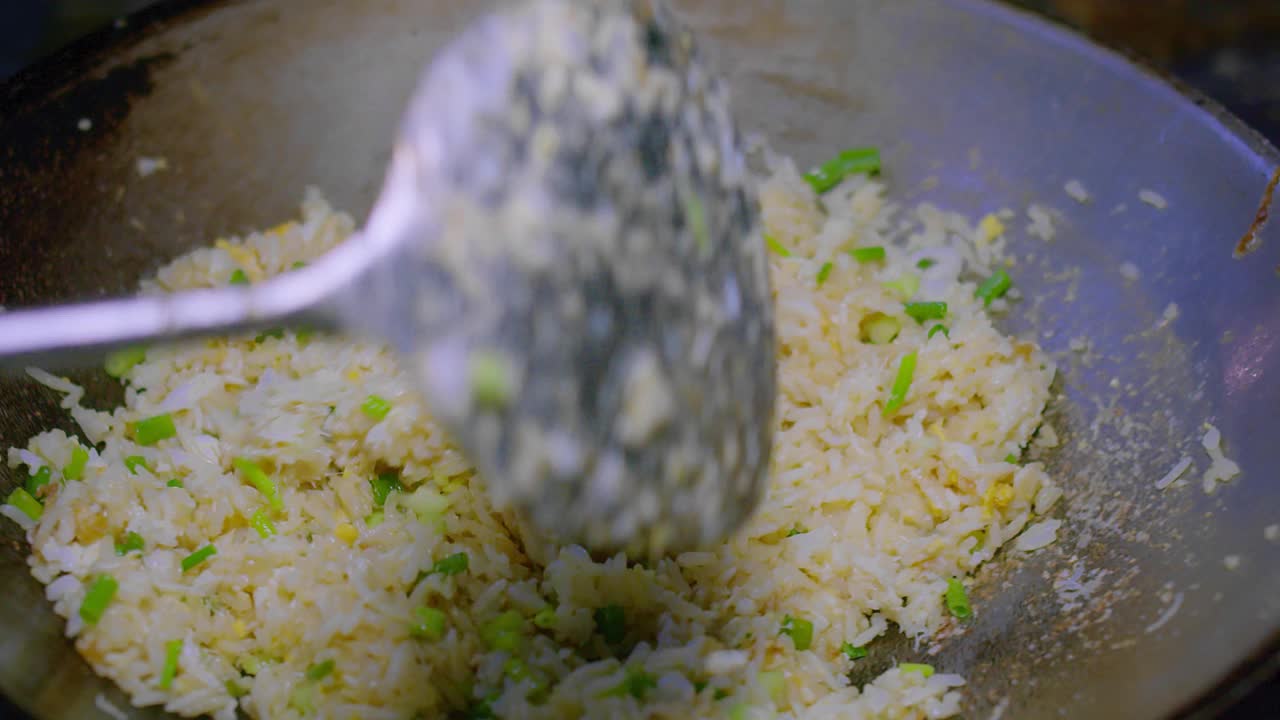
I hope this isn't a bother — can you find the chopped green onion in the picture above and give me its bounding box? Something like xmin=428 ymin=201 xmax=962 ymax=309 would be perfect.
xmin=764 ymin=233 xmax=792 ymax=257
xmin=364 ymin=511 xmax=384 ymax=528
xmin=803 ymin=147 xmax=881 ymax=194
xmin=903 ymin=301 xmax=947 ymax=324
xmin=134 ymin=413 xmax=177 ymax=446
xmin=305 ymin=659 xmax=335 ymax=682
xmin=975 ymin=268 xmax=1012 ymax=306
xmin=166 ymin=479 xmax=184 ymax=488
xmin=882 ymin=351 xmax=918 ymax=417
xmin=916 ymin=258 xmax=937 ymax=270
xmin=7 ymin=488 xmax=42 ymax=521
xmin=291 ymin=261 xmax=307 ymax=270
xmin=226 ymin=679 xmax=249 ymax=699
xmin=532 ymin=606 xmax=557 ymax=629
xmin=24 ymin=466 xmax=51 ymax=495
xmin=469 ymin=353 xmax=512 ymax=408
xmin=714 ymin=688 xmax=731 ymax=701
xmin=605 ymin=666 xmax=658 ymax=700
xmin=431 ymin=552 xmax=469 ymax=576
xmin=759 ymin=670 xmax=787 ymax=705
xmin=945 ymin=578 xmax=972 ymax=619
xmin=250 ymin=510 xmax=275 ymax=539
xmin=361 ymin=394 xmax=392 ymax=421
xmin=104 ymin=346 xmax=146 ymax=378
xmin=815 ymin=261 xmax=834 ymax=286
xmin=899 ymin=663 xmax=935 ymax=678
xmin=410 ymin=607 xmax=447 ymax=640
xmin=1004 ymin=453 xmax=1019 ymax=464
xmin=124 ymin=456 xmax=148 ymax=475
xmin=237 ymin=654 xmax=263 ymax=676
xmin=159 ymin=639 xmax=182 ymax=689
xmin=296 ymin=327 xmax=314 ymax=344
xmin=849 ymin=246 xmax=885 ymax=263
xmin=594 ymin=604 xmax=626 ymax=644
xmin=115 ymin=531 xmax=145 ymax=556
xmin=181 ymin=544 xmax=217 ymax=572
xmin=79 ymin=574 xmax=118 ymax=624
xmin=883 ymin=273 xmax=920 ymax=300
xmin=233 ymin=458 xmax=283 ymax=512
xmin=860 ymin=313 xmax=901 ymax=345
xmin=404 ymin=485 xmax=449 ymax=527
xmin=785 ymin=524 xmax=808 ymax=537
xmin=370 ymin=472 xmax=402 ymax=507
xmin=254 ymin=328 xmax=284 ymax=343
xmin=841 ymin=642 xmax=868 ymax=660
xmin=229 ymin=269 xmax=249 ymax=285
xmin=728 ymin=703 xmax=750 ymax=720
xmin=481 ymin=610 xmax=529 ymax=653
xmin=684 ymin=191 xmax=709 ymax=254
xmin=927 ymin=324 xmax=949 ymax=340
xmin=779 ymin=615 xmax=814 ymax=651
xmin=693 ymin=680 xmax=709 ymax=694
xmin=289 ymin=686 xmax=315 ymax=715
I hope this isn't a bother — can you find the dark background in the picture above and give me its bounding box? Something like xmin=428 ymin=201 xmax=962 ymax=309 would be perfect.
xmin=1 ymin=0 xmax=1279 ymax=717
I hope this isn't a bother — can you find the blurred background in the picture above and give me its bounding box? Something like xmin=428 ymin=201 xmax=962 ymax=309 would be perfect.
xmin=0 ymin=0 xmax=1278 ymax=717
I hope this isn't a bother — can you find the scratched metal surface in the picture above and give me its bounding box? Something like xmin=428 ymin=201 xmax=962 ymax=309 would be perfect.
xmin=0 ymin=1 xmax=1277 ymax=718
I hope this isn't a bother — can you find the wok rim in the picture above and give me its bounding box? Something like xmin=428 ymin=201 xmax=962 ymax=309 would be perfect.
xmin=0 ymin=0 xmax=1276 ymax=718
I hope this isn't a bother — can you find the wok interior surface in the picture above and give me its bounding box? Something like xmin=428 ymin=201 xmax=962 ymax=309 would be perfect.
xmin=1 ymin=0 xmax=1278 ymax=718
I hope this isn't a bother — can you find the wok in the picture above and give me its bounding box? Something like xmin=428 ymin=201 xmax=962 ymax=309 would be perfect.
xmin=1 ymin=0 xmax=1277 ymax=718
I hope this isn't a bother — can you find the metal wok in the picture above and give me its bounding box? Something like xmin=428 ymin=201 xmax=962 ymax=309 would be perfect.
xmin=0 ymin=0 xmax=1277 ymax=718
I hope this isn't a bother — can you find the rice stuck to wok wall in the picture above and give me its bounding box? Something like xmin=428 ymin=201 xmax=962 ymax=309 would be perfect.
xmin=5 ymin=160 xmax=1059 ymax=720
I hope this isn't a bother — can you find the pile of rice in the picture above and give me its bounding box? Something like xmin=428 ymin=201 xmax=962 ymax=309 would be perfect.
xmin=5 ymin=159 xmax=1059 ymax=720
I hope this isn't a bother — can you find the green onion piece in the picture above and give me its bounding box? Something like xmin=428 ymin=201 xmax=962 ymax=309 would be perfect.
xmin=134 ymin=414 xmax=177 ymax=446
xmin=841 ymin=642 xmax=868 ymax=660
xmin=504 ymin=657 xmax=530 ymax=680
xmin=181 ymin=544 xmax=217 ymax=572
xmin=728 ymin=703 xmax=750 ymax=720
xmin=903 ymin=301 xmax=948 ymax=324
xmin=229 ymin=269 xmax=249 ymax=285
xmin=166 ymin=479 xmax=184 ymax=489
xmin=532 ymin=606 xmax=557 ymax=630
xmin=779 ymin=615 xmax=814 ymax=651
xmin=882 ymin=273 xmax=920 ymax=300
xmin=594 ymin=604 xmax=626 ymax=644
xmin=860 ymin=313 xmax=901 ymax=345
xmin=883 ymin=351 xmax=918 ymax=417
xmin=226 ymin=679 xmax=249 ymax=699
xmin=803 ymin=147 xmax=881 ymax=194
xmin=115 ymin=531 xmax=145 ymax=556
xmin=481 ymin=610 xmax=529 ymax=652
xmin=124 ymin=456 xmax=148 ymax=475
xmin=431 ymin=552 xmax=469 ymax=576
xmin=693 ymin=680 xmax=709 ymax=694
xmin=469 ymin=353 xmax=512 ymax=408
xmin=605 ymin=666 xmax=657 ymax=700
xmin=104 ymin=346 xmax=146 ymax=378
xmin=291 ymin=261 xmax=307 ymax=270
xmin=899 ymin=663 xmax=935 ymax=678
xmin=370 ymin=472 xmax=402 ymax=506
xmin=916 ymin=258 xmax=937 ymax=270
xmin=237 ymin=654 xmax=263 ymax=676
xmin=250 ymin=510 xmax=276 ymax=539
xmin=7 ymin=488 xmax=42 ymax=521
xmin=361 ymin=394 xmax=392 ymax=421
xmin=254 ymin=328 xmax=284 ymax=343
xmin=1004 ymin=453 xmax=1019 ymax=464
xmin=233 ymin=458 xmax=283 ymax=512
xmin=296 ymin=327 xmax=315 ymax=344
xmin=365 ymin=511 xmax=385 ymax=528
xmin=786 ymin=524 xmax=808 ymax=537
xmin=305 ymin=659 xmax=335 ymax=682
xmin=289 ymin=686 xmax=315 ymax=715
xmin=79 ymin=574 xmax=118 ymax=625
xmin=945 ymin=578 xmax=972 ymax=619
xmin=764 ymin=233 xmax=792 ymax=257
xmin=968 ymin=528 xmax=988 ymax=551
xmin=975 ymin=268 xmax=1012 ymax=306
xmin=849 ymin=246 xmax=886 ymax=263
xmin=410 ymin=607 xmax=447 ymax=640
xmin=815 ymin=261 xmax=834 ymax=286
xmin=24 ymin=466 xmax=52 ymax=495
xmin=759 ymin=670 xmax=787 ymax=705
xmin=159 ymin=639 xmax=182 ymax=689
xmin=927 ymin=324 xmax=950 ymax=340
xmin=714 ymin=688 xmax=731 ymax=701
xmin=684 ymin=191 xmax=710 ymax=254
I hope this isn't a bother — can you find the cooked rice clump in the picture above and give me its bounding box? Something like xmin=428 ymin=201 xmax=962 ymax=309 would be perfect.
xmin=6 ymin=160 xmax=1059 ymax=720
